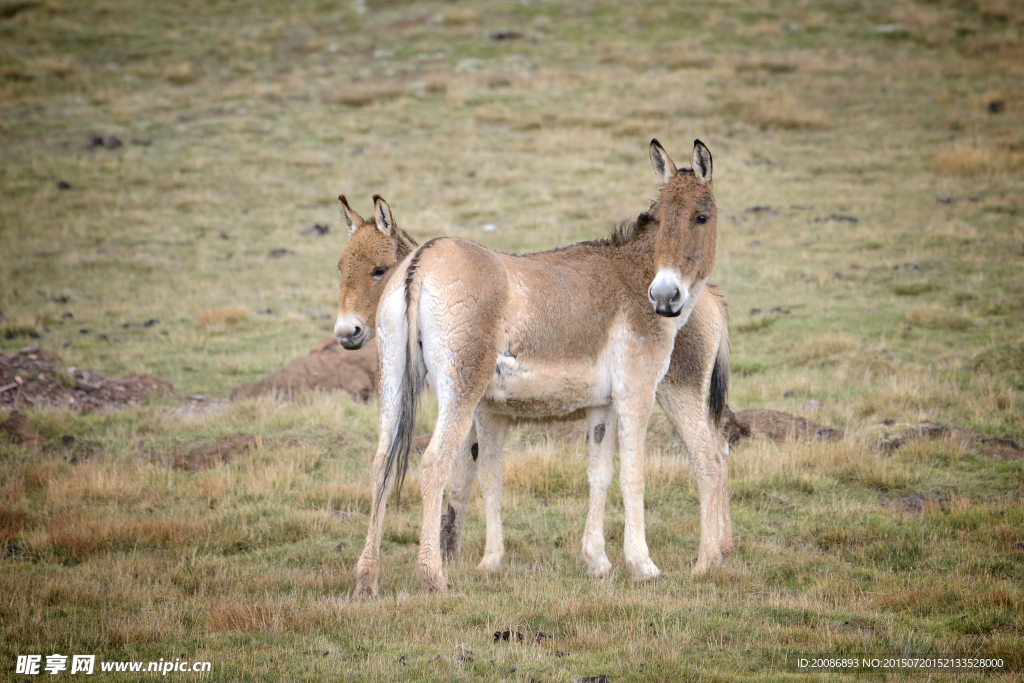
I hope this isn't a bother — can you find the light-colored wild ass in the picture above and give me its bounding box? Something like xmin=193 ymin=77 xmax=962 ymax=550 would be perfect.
xmin=336 ymin=140 xmax=730 ymax=595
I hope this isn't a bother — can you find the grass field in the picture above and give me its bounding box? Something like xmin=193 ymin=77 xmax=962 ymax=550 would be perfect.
xmin=2 ymin=0 xmax=1023 ymax=680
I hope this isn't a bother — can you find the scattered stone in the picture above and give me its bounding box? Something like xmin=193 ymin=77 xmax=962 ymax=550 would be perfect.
xmin=88 ymin=134 xmax=122 ymax=149
xmin=300 ymin=223 xmax=330 ymax=236
xmin=56 ymin=180 xmax=72 ymax=190
xmin=749 ymin=308 xmax=761 ymax=315
xmin=746 ymin=205 xmax=773 ymax=213
xmin=986 ymin=99 xmax=1005 ymax=114
xmin=534 ymin=631 xmax=550 ymax=645
xmin=0 ymin=411 xmax=44 ymax=449
xmin=494 ymin=629 xmax=524 ymax=644
xmin=143 ymin=318 xmax=159 ymax=327
xmin=936 ymin=193 xmax=952 ymax=203
xmin=576 ymin=677 xmax=609 ymax=683
xmin=52 ymin=296 xmax=69 ymax=304
xmin=490 ymin=31 xmax=521 ymax=40
xmin=230 ymin=336 xmax=376 ymax=401
xmin=267 ymin=248 xmax=295 ymax=259
xmin=453 ymin=644 xmax=473 ymax=662
xmin=61 ymin=312 xmax=73 ymax=319
xmin=550 ymin=651 xmax=566 ymax=658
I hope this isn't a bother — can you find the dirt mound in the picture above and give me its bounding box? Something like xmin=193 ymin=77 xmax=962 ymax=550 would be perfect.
xmin=171 ymin=435 xmax=263 ymax=471
xmin=0 ymin=411 xmax=44 ymax=449
xmin=875 ymin=421 xmax=1021 ymax=459
xmin=729 ymin=408 xmax=844 ymax=444
xmin=230 ymin=337 xmax=377 ymax=401
xmin=1 ymin=346 xmax=173 ymax=412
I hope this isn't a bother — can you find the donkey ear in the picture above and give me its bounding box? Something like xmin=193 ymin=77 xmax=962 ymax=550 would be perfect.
xmin=691 ymin=139 xmax=713 ymax=184
xmin=649 ymin=139 xmax=677 ymax=185
xmin=372 ymin=194 xmax=394 ymax=236
xmin=338 ymin=195 xmax=362 ymax=236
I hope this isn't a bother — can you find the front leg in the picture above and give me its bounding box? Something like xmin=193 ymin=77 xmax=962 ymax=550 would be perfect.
xmin=581 ymin=406 xmax=616 ymax=578
xmin=616 ymin=394 xmax=662 ymax=582
xmin=474 ymin=409 xmax=510 ymax=572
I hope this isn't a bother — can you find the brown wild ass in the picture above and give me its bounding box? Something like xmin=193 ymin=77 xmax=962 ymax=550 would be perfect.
xmin=336 ymin=140 xmax=730 ymax=595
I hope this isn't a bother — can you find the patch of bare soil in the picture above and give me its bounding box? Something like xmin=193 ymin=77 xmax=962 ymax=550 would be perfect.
xmin=170 ymin=435 xmax=263 ymax=471
xmin=0 ymin=411 xmax=43 ymax=449
xmin=875 ymin=421 xmax=1021 ymax=459
xmin=230 ymin=337 xmax=376 ymax=401
xmin=0 ymin=346 xmax=173 ymax=412
xmin=728 ymin=408 xmax=844 ymax=444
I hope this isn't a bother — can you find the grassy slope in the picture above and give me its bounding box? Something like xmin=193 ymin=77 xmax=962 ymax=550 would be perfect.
xmin=1 ymin=0 xmax=1023 ymax=680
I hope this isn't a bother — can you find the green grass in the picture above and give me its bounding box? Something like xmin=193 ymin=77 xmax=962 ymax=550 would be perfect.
xmin=2 ymin=0 xmax=1023 ymax=680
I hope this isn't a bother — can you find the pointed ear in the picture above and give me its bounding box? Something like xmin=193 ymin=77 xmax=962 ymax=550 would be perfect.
xmin=372 ymin=194 xmax=394 ymax=236
xmin=338 ymin=195 xmax=363 ymax=236
xmin=691 ymin=139 xmax=712 ymax=184
xmin=649 ymin=138 xmax=678 ymax=185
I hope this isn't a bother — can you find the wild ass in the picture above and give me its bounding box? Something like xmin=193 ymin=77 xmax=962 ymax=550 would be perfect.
xmin=336 ymin=140 xmax=730 ymax=595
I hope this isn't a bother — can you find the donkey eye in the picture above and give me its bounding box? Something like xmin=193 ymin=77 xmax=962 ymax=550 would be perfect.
xmin=372 ymin=267 xmax=386 ymax=278
xmin=695 ymin=214 xmax=708 ymax=225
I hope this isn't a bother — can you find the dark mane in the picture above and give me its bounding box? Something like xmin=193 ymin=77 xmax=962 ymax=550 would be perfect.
xmin=395 ymin=226 xmax=418 ymax=260
xmin=525 ymin=205 xmax=658 ymax=256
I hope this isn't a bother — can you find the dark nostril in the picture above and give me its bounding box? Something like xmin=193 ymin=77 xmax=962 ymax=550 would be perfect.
xmin=353 ymin=326 xmax=362 ymax=337
xmin=670 ymin=289 xmax=682 ymax=304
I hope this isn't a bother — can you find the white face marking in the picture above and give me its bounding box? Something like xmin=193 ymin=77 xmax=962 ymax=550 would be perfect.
xmin=333 ymin=314 xmax=365 ymax=340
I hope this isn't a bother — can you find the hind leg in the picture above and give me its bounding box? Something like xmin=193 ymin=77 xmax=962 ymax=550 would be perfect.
xmin=474 ymin=409 xmax=510 ymax=572
xmin=355 ymin=388 xmax=405 ymax=597
xmin=442 ymin=423 xmax=478 ymax=563
xmin=581 ymin=406 xmax=616 ymax=578
xmin=657 ymin=384 xmax=732 ymax=574
xmin=416 ymin=401 xmax=480 ymax=592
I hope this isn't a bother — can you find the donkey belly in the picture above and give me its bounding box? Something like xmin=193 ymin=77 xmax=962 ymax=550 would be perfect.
xmin=481 ymin=354 xmax=611 ymax=419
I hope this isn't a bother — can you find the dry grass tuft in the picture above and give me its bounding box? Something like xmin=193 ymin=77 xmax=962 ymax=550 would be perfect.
xmin=198 ymin=305 xmax=250 ymax=329
xmin=906 ymin=304 xmax=971 ymax=330
xmin=935 ymin=144 xmax=1024 ymax=176
xmin=790 ymin=334 xmax=857 ymax=364
xmin=164 ymin=63 xmax=194 ymax=85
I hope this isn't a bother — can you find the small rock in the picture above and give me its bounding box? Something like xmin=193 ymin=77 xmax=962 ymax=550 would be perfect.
xmin=493 ymin=629 xmax=524 ymax=644
xmin=56 ymin=180 xmax=72 ymax=190
xmin=62 ymin=312 xmax=73 ymax=319
xmin=52 ymin=296 xmax=69 ymax=304
xmin=88 ymin=134 xmax=123 ymax=149
xmin=490 ymin=31 xmax=521 ymax=40
xmin=267 ymin=248 xmax=296 ymax=259
xmin=218 ymin=231 xmax=229 ymax=240
xmin=61 ymin=434 xmax=75 ymax=445
xmin=482 ymin=223 xmax=497 ymax=232
xmin=300 ymin=223 xmax=330 ymax=236
xmin=79 ymin=328 xmax=89 ymax=334
xmin=143 ymin=318 xmax=159 ymax=327
xmin=936 ymin=193 xmax=952 ymax=203
xmin=986 ymin=99 xmax=1005 ymax=114
xmin=746 ymin=205 xmax=772 ymax=213
xmin=750 ymin=308 xmax=762 ymax=315
xmin=534 ymin=631 xmax=550 ymax=644
xmin=576 ymin=677 xmax=609 ymax=683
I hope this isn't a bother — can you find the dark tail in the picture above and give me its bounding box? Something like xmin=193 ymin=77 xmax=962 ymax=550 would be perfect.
xmin=709 ymin=298 xmax=730 ymax=426
xmin=375 ymin=237 xmax=442 ymax=508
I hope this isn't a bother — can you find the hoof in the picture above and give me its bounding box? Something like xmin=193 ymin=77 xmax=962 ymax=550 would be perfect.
xmin=354 ymin=580 xmax=378 ymax=598
xmin=476 ymin=552 xmax=503 ymax=573
xmin=586 ymin=556 xmax=613 ymax=579
xmin=629 ymin=558 xmax=663 ymax=582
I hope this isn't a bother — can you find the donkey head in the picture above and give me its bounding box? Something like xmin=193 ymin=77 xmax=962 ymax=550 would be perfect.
xmin=334 ymin=195 xmax=412 ymax=349
xmin=646 ymin=139 xmax=717 ymax=319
